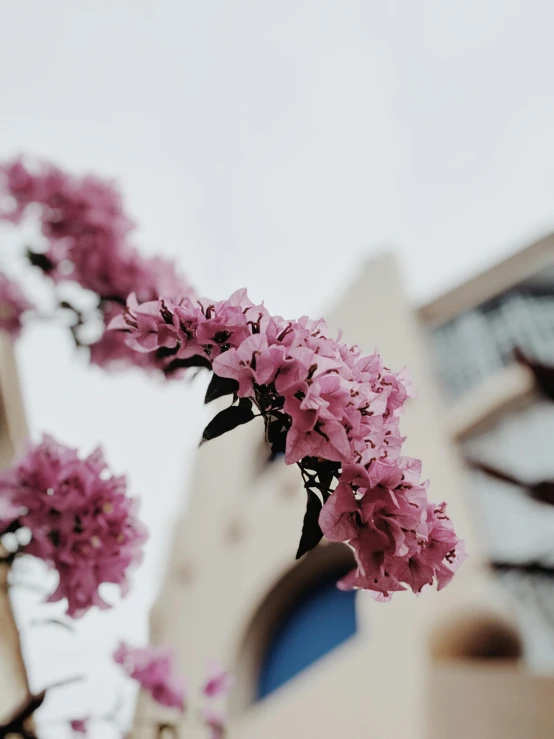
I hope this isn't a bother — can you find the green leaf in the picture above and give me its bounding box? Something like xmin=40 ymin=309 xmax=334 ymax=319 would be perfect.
xmin=296 ymin=489 xmax=324 ymax=559
xmin=267 ymin=415 xmax=288 ymax=456
xmin=202 ymin=404 xmax=255 ymax=442
xmin=163 ymin=355 xmax=211 ymax=376
xmin=204 ymin=374 xmax=239 ymax=404
xmin=155 ymin=344 xmax=180 ymax=360
xmin=318 ymin=469 xmax=335 ymax=497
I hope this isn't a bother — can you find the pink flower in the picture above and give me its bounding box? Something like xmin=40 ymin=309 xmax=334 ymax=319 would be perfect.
xmin=202 ymin=663 xmax=234 ymax=699
xmin=318 ymin=483 xmax=361 ymax=543
xmin=320 ymin=458 xmax=465 ymax=598
xmin=70 ymin=718 xmax=89 ymax=735
xmin=212 ymin=334 xmax=285 ymax=396
xmin=407 ymin=502 xmax=467 ymax=591
xmin=203 ymin=707 xmax=226 ymax=739
xmin=0 ymin=435 xmax=147 ymax=618
xmin=0 ymin=273 xmax=34 ymax=339
xmin=114 ymin=642 xmax=186 ymax=712
xmin=88 ymin=323 xmax=164 ymax=373
xmin=109 ymin=287 xmax=464 ymax=598
xmin=0 ymin=156 xmax=194 ymax=371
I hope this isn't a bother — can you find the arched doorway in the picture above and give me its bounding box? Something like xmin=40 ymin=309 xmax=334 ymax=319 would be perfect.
xmin=231 ymin=542 xmax=358 ymax=712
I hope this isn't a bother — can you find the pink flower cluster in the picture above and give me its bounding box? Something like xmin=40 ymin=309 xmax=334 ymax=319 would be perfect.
xmin=111 ymin=288 xmax=465 ymax=598
xmin=0 ymin=272 xmax=34 ymax=339
xmin=69 ymin=718 xmax=88 ymax=735
xmin=320 ymin=458 xmax=464 ymax=598
xmin=203 ymin=707 xmax=226 ymax=739
xmin=114 ymin=642 xmax=186 ymax=712
xmin=113 ymin=646 xmax=232 ymax=737
xmin=203 ymin=663 xmax=234 ymax=699
xmin=0 ymin=435 xmax=147 ymax=618
xmin=0 ymin=157 xmax=192 ymax=370
xmin=202 ymin=663 xmax=233 ymax=739
xmin=112 ymin=288 xmax=410 ymax=458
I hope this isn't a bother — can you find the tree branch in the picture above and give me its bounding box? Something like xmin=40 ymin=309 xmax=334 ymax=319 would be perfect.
xmin=0 ymin=691 xmax=45 ymax=738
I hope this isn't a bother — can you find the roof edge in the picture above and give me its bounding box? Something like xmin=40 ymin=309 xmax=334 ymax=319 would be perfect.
xmin=418 ymin=232 xmax=554 ymax=326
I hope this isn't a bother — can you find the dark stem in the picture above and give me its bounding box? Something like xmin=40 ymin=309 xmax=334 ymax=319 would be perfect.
xmin=0 ymin=691 xmax=45 ymax=739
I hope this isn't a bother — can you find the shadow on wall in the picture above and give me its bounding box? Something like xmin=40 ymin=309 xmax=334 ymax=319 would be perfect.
xmin=425 ymin=609 xmax=545 ymax=739
xmin=428 ymin=609 xmax=523 ymax=662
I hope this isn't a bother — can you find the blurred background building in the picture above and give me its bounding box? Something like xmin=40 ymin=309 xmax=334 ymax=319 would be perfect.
xmin=3 ymin=4 xmax=554 ymax=736
xmin=134 ymin=237 xmax=554 ymax=739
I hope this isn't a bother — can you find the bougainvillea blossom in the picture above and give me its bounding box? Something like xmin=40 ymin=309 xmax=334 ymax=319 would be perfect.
xmin=114 ymin=642 xmax=186 ymax=712
xmin=0 ymin=157 xmax=193 ymax=371
xmin=0 ymin=435 xmax=147 ymax=618
xmin=110 ymin=288 xmax=465 ymax=599
xmin=202 ymin=663 xmax=234 ymax=699
xmin=203 ymin=707 xmax=226 ymax=739
xmin=69 ymin=718 xmax=89 ymax=735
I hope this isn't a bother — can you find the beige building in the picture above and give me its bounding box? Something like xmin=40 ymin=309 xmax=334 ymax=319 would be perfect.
xmin=2 ymin=239 xmax=554 ymax=736
xmin=134 ymin=235 xmax=554 ymax=739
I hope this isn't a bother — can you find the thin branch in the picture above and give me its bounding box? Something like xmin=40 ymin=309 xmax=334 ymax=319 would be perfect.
xmin=0 ymin=691 xmax=45 ymax=738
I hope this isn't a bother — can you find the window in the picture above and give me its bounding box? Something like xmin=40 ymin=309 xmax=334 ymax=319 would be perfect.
xmin=429 ymin=278 xmax=554 ymax=401
xmin=231 ymin=542 xmax=357 ymax=714
xmin=257 ymin=572 xmax=357 ymax=700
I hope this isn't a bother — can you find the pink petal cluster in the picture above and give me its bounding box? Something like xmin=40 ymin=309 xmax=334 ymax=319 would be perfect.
xmin=0 ymin=157 xmax=193 ymax=369
xmin=111 ymin=289 xmax=411 ymax=464
xmin=202 ymin=663 xmax=234 ymax=699
xmin=0 ymin=435 xmax=147 ymax=618
xmin=320 ymin=458 xmax=465 ymax=598
xmin=203 ymin=707 xmax=226 ymax=739
xmin=110 ymin=288 xmax=465 ymax=599
xmin=69 ymin=718 xmax=89 ymax=735
xmin=114 ymin=642 xmax=186 ymax=712
xmin=0 ymin=272 xmax=34 ymax=339
xmin=202 ymin=664 xmax=232 ymax=738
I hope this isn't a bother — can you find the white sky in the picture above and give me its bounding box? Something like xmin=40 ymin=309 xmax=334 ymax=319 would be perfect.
xmin=2 ymin=0 xmax=554 ymax=734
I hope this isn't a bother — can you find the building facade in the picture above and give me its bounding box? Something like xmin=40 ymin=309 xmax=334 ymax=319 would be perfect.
xmin=135 ymin=241 xmax=554 ymax=739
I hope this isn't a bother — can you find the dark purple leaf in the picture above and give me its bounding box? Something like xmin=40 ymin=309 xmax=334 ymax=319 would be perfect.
xmin=204 ymin=374 xmax=239 ymax=404
xmin=164 ymin=355 xmax=211 ymax=376
xmin=296 ymin=489 xmax=324 ymax=559
xmin=202 ymin=404 xmax=255 ymax=442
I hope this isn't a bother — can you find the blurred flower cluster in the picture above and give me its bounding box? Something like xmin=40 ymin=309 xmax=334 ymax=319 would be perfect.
xmin=0 ymin=157 xmax=193 ymax=371
xmin=0 ymin=435 xmax=147 ymax=618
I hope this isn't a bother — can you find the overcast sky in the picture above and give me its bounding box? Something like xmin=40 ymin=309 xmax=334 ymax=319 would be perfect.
xmin=2 ymin=1 xmax=554 ymax=735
